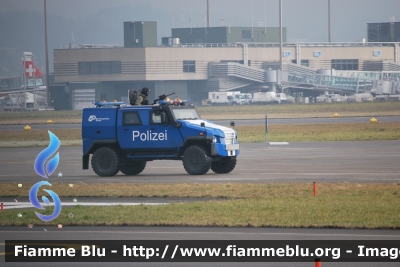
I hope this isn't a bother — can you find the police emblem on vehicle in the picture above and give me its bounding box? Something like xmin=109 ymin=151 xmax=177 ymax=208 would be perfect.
xmin=88 ymin=115 xmax=109 ymax=122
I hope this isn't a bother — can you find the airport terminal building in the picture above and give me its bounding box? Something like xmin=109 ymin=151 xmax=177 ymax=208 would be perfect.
xmin=50 ymin=21 xmax=400 ymax=110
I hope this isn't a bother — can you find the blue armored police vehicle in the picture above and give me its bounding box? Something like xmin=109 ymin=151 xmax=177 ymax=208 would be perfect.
xmin=82 ymin=96 xmax=239 ymax=176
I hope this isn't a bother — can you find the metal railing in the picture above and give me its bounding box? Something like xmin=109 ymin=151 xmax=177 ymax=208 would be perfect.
xmin=335 ymin=70 xmax=400 ymax=81
xmin=285 ymin=72 xmax=373 ymax=93
xmin=174 ymin=42 xmax=400 ymax=48
xmin=209 ymin=62 xmax=265 ymax=83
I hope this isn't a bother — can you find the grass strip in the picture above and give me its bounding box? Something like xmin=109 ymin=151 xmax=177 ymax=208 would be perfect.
xmin=1 ymin=195 xmax=399 ymax=228
xmin=1 ymin=102 xmax=400 ymax=124
xmin=236 ymin=122 xmax=400 ymax=142
xmin=198 ymin=101 xmax=400 ymax=120
xmin=2 ymin=182 xmax=399 ymax=198
xmin=2 ymin=184 xmax=399 ymax=228
xmin=1 ymin=122 xmax=399 ymax=147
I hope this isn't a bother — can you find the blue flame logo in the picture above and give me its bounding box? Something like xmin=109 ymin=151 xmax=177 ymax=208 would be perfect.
xmin=29 ymin=181 xmax=61 ymax=221
xmin=34 ymin=131 xmax=60 ymax=178
xmin=30 ymin=130 xmax=62 ymax=222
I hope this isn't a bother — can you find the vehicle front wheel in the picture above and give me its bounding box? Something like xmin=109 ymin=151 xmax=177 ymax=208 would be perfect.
xmin=119 ymin=161 xmax=146 ymax=175
xmin=211 ymin=156 xmax=237 ymax=174
xmin=182 ymin=145 xmax=211 ymax=175
xmin=91 ymin=147 xmax=120 ymax=177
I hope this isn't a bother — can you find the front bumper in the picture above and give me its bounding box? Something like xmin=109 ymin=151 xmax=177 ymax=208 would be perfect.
xmin=212 ymin=143 xmax=240 ymax=157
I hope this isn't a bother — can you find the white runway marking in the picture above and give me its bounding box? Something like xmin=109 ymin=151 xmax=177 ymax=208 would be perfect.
xmin=269 ymin=142 xmax=289 ymax=145
xmin=0 ymin=202 xmax=169 ymax=210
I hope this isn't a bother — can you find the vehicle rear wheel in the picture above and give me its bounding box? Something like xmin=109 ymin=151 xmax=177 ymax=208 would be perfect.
xmin=182 ymin=145 xmax=211 ymax=175
xmin=211 ymin=156 xmax=237 ymax=174
xmin=91 ymin=147 xmax=120 ymax=177
xmin=119 ymin=161 xmax=146 ymax=175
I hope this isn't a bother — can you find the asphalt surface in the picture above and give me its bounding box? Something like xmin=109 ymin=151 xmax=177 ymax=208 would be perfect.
xmin=1 ymin=141 xmax=399 ymax=184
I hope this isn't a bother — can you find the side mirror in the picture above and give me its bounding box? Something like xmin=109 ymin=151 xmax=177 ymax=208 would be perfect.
xmin=201 ymin=122 xmax=205 ymax=127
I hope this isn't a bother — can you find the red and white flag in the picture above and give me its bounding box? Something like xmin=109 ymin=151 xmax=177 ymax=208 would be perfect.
xmin=22 ymin=57 xmax=42 ymax=78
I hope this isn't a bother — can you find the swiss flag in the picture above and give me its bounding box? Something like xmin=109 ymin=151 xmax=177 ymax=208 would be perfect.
xmin=22 ymin=57 xmax=42 ymax=78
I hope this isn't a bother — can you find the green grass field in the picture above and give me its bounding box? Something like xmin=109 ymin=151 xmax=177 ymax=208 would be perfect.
xmin=1 ymin=183 xmax=399 ymax=228
xmin=1 ymin=101 xmax=400 ymax=124
xmin=197 ymin=101 xmax=400 ymax=120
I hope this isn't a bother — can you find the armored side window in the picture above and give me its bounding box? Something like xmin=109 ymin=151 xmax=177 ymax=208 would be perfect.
xmin=150 ymin=111 xmax=167 ymax=124
xmin=123 ymin=112 xmax=142 ymax=126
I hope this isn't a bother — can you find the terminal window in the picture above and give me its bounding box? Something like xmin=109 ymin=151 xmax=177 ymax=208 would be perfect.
xmin=331 ymin=59 xmax=358 ymax=70
xmin=78 ymin=61 xmax=121 ymax=75
xmin=183 ymin=60 xmax=196 ymax=73
xmin=291 ymin=59 xmax=309 ymax=67
xmin=242 ymin=30 xmax=252 ymax=39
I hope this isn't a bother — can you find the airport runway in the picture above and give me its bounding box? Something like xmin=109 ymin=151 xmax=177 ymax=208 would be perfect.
xmin=1 ymin=116 xmax=399 ymax=131
xmin=0 ymin=141 xmax=399 ymax=184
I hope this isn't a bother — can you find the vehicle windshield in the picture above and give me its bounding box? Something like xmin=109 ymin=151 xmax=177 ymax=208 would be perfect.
xmin=172 ymin=108 xmax=201 ymax=120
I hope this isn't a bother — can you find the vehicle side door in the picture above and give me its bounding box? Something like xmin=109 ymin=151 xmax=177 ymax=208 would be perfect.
xmin=117 ymin=110 xmax=145 ymax=150
xmin=144 ymin=110 xmax=183 ymax=154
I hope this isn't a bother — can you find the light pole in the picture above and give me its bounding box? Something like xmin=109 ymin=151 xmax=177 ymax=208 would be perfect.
xmin=279 ymin=0 xmax=283 ymax=73
xmin=44 ymin=0 xmax=50 ymax=107
xmin=279 ymin=0 xmax=283 ymax=93
xmin=328 ymin=0 xmax=331 ymax=43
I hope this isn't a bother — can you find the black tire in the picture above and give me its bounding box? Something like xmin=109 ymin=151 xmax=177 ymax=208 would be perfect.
xmin=119 ymin=161 xmax=146 ymax=175
xmin=182 ymin=145 xmax=211 ymax=175
xmin=91 ymin=147 xmax=120 ymax=177
xmin=211 ymin=156 xmax=237 ymax=174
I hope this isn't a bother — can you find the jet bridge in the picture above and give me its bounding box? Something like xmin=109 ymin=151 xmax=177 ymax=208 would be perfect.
xmin=283 ymin=72 xmax=374 ymax=93
xmin=209 ymin=62 xmax=400 ymax=94
xmin=208 ymin=62 xmax=266 ymax=83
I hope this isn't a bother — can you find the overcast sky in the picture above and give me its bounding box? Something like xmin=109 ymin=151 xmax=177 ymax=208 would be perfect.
xmin=2 ymin=0 xmax=399 ymax=42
